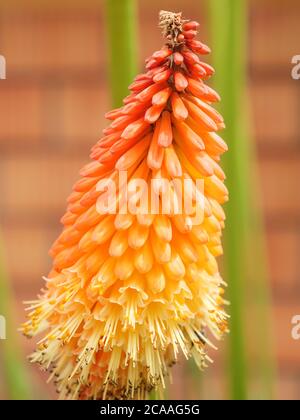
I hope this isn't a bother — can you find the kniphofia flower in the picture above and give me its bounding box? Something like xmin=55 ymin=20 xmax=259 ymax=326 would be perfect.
xmin=21 ymin=11 xmax=229 ymax=400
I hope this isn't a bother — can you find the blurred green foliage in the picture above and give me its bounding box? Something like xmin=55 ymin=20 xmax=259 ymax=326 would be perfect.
xmin=104 ymin=0 xmax=138 ymax=108
xmin=209 ymin=0 xmax=275 ymax=400
xmin=0 ymin=237 xmax=32 ymax=399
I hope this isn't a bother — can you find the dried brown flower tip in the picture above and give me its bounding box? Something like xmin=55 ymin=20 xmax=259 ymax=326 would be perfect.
xmin=159 ymin=10 xmax=187 ymax=46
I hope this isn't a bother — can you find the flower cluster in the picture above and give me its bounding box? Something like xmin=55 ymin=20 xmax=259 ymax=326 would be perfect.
xmin=21 ymin=10 xmax=229 ymax=400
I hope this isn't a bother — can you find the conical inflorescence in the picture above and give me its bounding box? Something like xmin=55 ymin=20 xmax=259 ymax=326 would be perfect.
xmin=21 ymin=11 xmax=229 ymax=400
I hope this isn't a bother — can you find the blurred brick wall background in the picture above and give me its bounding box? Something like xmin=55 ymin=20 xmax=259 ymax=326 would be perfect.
xmin=0 ymin=0 xmax=299 ymax=399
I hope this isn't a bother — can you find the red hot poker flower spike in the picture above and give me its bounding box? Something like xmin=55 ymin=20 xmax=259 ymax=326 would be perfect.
xmin=21 ymin=10 xmax=229 ymax=401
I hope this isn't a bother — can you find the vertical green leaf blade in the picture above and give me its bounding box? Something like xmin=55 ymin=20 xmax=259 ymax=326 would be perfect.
xmin=208 ymin=0 xmax=275 ymax=400
xmin=104 ymin=0 xmax=138 ymax=107
xmin=0 ymin=236 xmax=32 ymax=399
xmin=209 ymin=0 xmax=248 ymax=400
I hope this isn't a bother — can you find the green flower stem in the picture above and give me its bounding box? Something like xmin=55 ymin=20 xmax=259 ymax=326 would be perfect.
xmin=209 ymin=0 xmax=249 ymax=400
xmin=208 ymin=0 xmax=275 ymax=400
xmin=0 ymin=235 xmax=32 ymax=399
